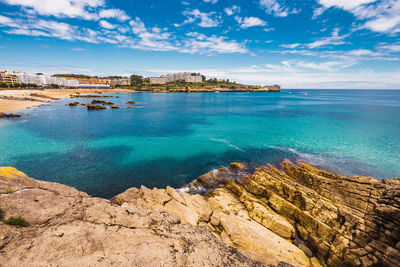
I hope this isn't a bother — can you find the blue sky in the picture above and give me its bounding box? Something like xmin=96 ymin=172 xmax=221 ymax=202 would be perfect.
xmin=0 ymin=0 xmax=399 ymax=88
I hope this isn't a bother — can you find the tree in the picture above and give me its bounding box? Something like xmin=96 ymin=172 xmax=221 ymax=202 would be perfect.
xmin=130 ymin=75 xmax=143 ymax=86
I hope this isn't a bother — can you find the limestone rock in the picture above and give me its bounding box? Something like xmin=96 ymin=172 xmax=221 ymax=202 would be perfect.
xmin=0 ymin=167 xmax=263 ymax=267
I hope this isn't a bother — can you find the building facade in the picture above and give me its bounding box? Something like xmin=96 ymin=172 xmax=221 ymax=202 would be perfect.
xmin=0 ymin=71 xmax=19 ymax=85
xmin=110 ymin=78 xmax=130 ymax=87
xmin=150 ymin=72 xmax=203 ymax=84
xmin=18 ymin=73 xmax=79 ymax=87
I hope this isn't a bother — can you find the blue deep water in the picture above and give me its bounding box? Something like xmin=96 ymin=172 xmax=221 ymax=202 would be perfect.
xmin=0 ymin=90 xmax=399 ymax=198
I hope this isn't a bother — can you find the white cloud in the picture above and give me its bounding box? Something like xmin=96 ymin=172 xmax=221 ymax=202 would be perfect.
xmin=307 ymin=28 xmax=347 ymax=48
xmin=149 ymin=63 xmax=400 ymax=89
xmin=181 ymin=34 xmax=248 ymax=54
xmin=71 ymin=47 xmax=86 ymax=51
xmin=99 ymin=20 xmax=116 ymax=29
xmin=0 ymin=14 xmax=18 ymax=27
xmin=236 ymin=17 xmax=267 ymax=28
xmin=224 ymin=5 xmax=240 ymax=16
xmin=1 ymin=0 xmax=129 ymax=21
xmin=315 ymin=0 xmax=400 ymax=33
xmin=276 ymin=47 xmax=399 ymax=61
xmin=318 ymin=0 xmax=377 ymax=10
xmin=259 ymin=0 xmax=296 ymax=17
xmin=296 ymin=61 xmax=356 ymax=71
xmin=99 ymin=9 xmax=130 ymax=22
xmin=203 ymin=0 xmax=217 ymax=4
xmin=378 ymin=43 xmax=400 ymax=52
xmin=182 ymin=9 xmax=219 ymax=27
xmin=281 ymin=43 xmax=300 ymax=48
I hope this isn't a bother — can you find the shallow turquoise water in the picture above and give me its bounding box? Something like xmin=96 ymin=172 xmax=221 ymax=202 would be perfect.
xmin=1 ymin=90 xmax=399 ymax=197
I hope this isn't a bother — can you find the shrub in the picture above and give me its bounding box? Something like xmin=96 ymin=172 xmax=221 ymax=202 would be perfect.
xmin=5 ymin=188 xmax=12 ymax=194
xmin=0 ymin=208 xmax=4 ymax=219
xmin=4 ymin=216 xmax=29 ymax=227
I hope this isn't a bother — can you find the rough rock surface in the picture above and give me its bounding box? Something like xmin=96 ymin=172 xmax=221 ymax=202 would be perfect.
xmin=115 ymin=160 xmax=400 ymax=267
xmin=1 ymin=160 xmax=399 ymax=267
xmin=0 ymin=167 xmax=264 ymax=267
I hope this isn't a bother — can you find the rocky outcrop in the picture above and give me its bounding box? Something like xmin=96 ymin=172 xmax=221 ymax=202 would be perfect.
xmin=66 ymin=102 xmax=79 ymax=107
xmin=1 ymin=161 xmax=399 ymax=267
xmin=29 ymin=93 xmax=61 ymax=100
xmin=0 ymin=112 xmax=22 ymax=118
xmin=0 ymin=167 xmax=263 ymax=267
xmin=91 ymin=100 xmax=114 ymax=105
xmin=86 ymin=104 xmax=107 ymax=110
xmin=115 ymin=160 xmax=400 ymax=267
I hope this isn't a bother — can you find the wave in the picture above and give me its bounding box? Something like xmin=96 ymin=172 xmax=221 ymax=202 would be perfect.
xmin=269 ymin=145 xmax=327 ymax=164
xmin=210 ymin=138 xmax=245 ymax=152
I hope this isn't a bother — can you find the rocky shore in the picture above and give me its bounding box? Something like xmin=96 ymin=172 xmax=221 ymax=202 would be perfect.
xmin=1 ymin=161 xmax=399 ymax=266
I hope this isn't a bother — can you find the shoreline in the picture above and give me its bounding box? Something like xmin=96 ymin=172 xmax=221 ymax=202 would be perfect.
xmin=0 ymin=88 xmax=281 ymax=113
xmin=0 ymin=88 xmax=134 ymax=113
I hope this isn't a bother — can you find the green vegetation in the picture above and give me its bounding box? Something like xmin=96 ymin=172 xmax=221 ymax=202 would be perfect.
xmin=4 ymin=216 xmax=29 ymax=227
xmin=53 ymin=73 xmax=93 ymax=79
xmin=4 ymin=188 xmax=13 ymax=194
xmin=123 ymin=79 xmax=262 ymax=91
xmin=130 ymin=74 xmax=143 ymax=86
xmin=0 ymin=208 xmax=4 ymax=219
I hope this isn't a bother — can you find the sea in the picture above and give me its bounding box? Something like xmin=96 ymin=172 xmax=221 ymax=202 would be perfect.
xmin=0 ymin=89 xmax=399 ymax=198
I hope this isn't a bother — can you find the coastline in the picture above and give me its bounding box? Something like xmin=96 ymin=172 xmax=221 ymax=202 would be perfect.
xmin=0 ymin=161 xmax=399 ymax=266
xmin=0 ymin=88 xmax=134 ymax=113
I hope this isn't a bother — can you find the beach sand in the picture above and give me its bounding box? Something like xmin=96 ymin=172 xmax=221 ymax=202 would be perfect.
xmin=0 ymin=89 xmax=133 ymax=113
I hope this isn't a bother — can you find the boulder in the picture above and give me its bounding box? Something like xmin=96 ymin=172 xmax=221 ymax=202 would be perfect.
xmin=86 ymin=104 xmax=107 ymax=110
xmin=0 ymin=112 xmax=21 ymax=118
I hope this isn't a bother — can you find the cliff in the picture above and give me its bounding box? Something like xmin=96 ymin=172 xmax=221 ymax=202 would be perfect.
xmin=1 ymin=161 xmax=399 ymax=266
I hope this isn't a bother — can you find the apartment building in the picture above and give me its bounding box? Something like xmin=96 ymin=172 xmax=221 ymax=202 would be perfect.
xmin=110 ymin=78 xmax=130 ymax=87
xmin=150 ymin=72 xmax=203 ymax=84
xmin=0 ymin=71 xmax=19 ymax=85
xmin=18 ymin=73 xmax=79 ymax=87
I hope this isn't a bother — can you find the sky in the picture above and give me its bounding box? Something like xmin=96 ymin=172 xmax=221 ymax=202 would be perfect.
xmin=0 ymin=0 xmax=399 ymax=89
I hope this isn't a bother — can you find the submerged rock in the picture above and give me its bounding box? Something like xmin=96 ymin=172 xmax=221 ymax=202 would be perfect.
xmin=126 ymin=106 xmax=136 ymax=109
xmin=91 ymin=99 xmax=114 ymax=105
xmin=66 ymin=102 xmax=79 ymax=107
xmin=86 ymin=104 xmax=107 ymax=110
xmin=127 ymin=101 xmax=136 ymax=104
xmin=110 ymin=105 xmax=120 ymax=109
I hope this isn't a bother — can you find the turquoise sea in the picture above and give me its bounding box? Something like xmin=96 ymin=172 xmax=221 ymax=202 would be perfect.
xmin=0 ymin=90 xmax=399 ymax=197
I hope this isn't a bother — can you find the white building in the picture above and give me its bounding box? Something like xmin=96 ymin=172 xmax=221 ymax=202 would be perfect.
xmin=150 ymin=72 xmax=203 ymax=84
xmin=17 ymin=73 xmax=79 ymax=87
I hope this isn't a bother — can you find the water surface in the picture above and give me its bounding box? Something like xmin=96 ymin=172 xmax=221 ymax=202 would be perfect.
xmin=1 ymin=90 xmax=399 ymax=197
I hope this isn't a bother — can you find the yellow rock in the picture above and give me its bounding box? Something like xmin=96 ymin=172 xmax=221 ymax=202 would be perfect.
xmin=0 ymin=166 xmax=26 ymax=178
xmin=230 ymin=162 xmax=245 ymax=170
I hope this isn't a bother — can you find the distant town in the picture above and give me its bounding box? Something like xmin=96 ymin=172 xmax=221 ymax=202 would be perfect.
xmin=0 ymin=70 xmax=280 ymax=92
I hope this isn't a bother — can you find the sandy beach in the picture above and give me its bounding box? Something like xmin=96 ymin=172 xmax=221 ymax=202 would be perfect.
xmin=0 ymin=88 xmax=133 ymax=113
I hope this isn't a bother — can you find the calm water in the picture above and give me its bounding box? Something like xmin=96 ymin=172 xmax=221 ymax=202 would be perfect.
xmin=0 ymin=90 xmax=399 ymax=197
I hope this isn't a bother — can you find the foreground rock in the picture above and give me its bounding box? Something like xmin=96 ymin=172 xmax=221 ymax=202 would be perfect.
xmin=115 ymin=161 xmax=400 ymax=267
xmin=0 ymin=167 xmax=263 ymax=267
xmin=1 ymin=161 xmax=399 ymax=267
